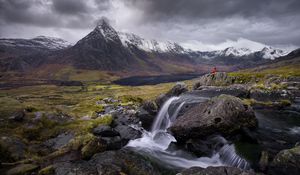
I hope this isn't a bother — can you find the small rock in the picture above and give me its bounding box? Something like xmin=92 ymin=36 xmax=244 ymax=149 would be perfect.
xmin=93 ymin=125 xmax=119 ymax=137
xmin=44 ymin=132 xmax=74 ymax=150
xmin=9 ymin=110 xmax=25 ymax=122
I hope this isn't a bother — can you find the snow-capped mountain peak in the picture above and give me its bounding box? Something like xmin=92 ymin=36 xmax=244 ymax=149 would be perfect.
xmin=118 ymin=32 xmax=185 ymax=53
xmin=222 ymin=47 xmax=253 ymax=57
xmin=94 ymin=19 xmax=119 ymax=42
xmin=259 ymin=46 xmax=288 ymax=60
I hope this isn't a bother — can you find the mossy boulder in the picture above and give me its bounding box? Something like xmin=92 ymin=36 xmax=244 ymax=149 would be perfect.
xmin=81 ymin=137 xmax=107 ymax=159
xmin=6 ymin=164 xmax=39 ymax=175
xmin=170 ymin=95 xmax=257 ymax=142
xmin=269 ymin=145 xmax=300 ymax=175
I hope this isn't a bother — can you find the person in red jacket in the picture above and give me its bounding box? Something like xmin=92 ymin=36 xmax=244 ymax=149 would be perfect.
xmin=211 ymin=66 xmax=217 ymax=75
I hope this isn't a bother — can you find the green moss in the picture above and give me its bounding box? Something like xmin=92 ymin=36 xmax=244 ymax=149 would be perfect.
xmin=81 ymin=137 xmax=106 ymax=159
xmin=38 ymin=166 xmax=55 ymax=175
xmin=6 ymin=164 xmax=39 ymax=175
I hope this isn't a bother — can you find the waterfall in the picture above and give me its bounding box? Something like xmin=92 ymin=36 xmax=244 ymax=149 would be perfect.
xmin=126 ymin=96 xmax=250 ymax=170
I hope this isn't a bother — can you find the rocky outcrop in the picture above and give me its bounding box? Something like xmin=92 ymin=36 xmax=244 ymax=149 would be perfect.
xmin=178 ymin=166 xmax=256 ymax=175
xmin=269 ymin=145 xmax=300 ymax=175
xmin=193 ymin=72 xmax=235 ymax=89
xmin=249 ymin=89 xmax=293 ymax=102
xmin=170 ymin=95 xmax=257 ymax=142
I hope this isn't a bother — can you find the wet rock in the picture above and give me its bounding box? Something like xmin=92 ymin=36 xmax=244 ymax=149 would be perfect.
xmin=136 ymin=108 xmax=154 ymax=130
xmin=0 ymin=136 xmax=26 ymax=162
xmin=170 ymin=95 xmax=257 ymax=142
xmin=6 ymin=164 xmax=39 ymax=175
xmin=193 ymin=72 xmax=235 ymax=89
xmin=269 ymin=145 xmax=300 ymax=175
xmin=178 ymin=166 xmax=255 ymax=175
xmin=136 ymin=100 xmax=158 ymax=130
xmin=155 ymin=82 xmax=188 ymax=107
xmin=111 ymin=112 xmax=140 ymax=127
xmin=92 ymin=125 xmax=119 ymax=137
xmin=114 ymin=125 xmax=142 ymax=144
xmin=44 ymin=132 xmax=74 ymax=150
xmin=9 ymin=110 xmax=25 ymax=122
xmin=100 ymin=136 xmax=123 ymax=150
xmin=259 ymin=151 xmax=269 ymax=172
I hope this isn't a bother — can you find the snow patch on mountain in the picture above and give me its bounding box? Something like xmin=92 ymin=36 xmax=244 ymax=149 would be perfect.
xmin=118 ymin=32 xmax=185 ymax=53
xmin=259 ymin=46 xmax=289 ymax=60
xmin=0 ymin=36 xmax=71 ymax=50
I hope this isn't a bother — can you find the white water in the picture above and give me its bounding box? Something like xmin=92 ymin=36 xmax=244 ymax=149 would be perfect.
xmin=126 ymin=97 xmax=250 ymax=169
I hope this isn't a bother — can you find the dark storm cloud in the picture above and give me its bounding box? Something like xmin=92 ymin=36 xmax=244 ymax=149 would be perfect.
xmin=126 ymin=0 xmax=300 ymax=21
xmin=52 ymin=0 xmax=89 ymax=15
xmin=0 ymin=0 xmax=299 ymax=48
xmin=0 ymin=0 xmax=111 ymax=28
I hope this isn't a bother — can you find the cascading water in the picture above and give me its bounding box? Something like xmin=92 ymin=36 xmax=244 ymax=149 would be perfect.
xmin=126 ymin=96 xmax=250 ymax=170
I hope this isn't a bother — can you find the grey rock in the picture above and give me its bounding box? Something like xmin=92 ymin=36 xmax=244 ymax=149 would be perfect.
xmin=269 ymin=145 xmax=300 ymax=175
xmin=193 ymin=72 xmax=235 ymax=89
xmin=8 ymin=110 xmax=25 ymax=122
xmin=44 ymin=132 xmax=74 ymax=150
xmin=93 ymin=125 xmax=119 ymax=137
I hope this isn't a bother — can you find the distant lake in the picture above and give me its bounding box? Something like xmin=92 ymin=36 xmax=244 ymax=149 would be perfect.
xmin=113 ymin=74 xmax=202 ymax=86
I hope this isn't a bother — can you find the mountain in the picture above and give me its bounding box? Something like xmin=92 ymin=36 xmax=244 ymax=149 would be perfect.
xmin=0 ymin=19 xmax=295 ymax=80
xmin=0 ymin=36 xmax=71 ymax=72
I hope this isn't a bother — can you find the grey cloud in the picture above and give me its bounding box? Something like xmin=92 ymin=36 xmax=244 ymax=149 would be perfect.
xmin=52 ymin=0 xmax=90 ymax=15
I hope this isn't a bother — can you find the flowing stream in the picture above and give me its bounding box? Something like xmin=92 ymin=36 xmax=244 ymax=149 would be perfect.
xmin=126 ymin=96 xmax=250 ymax=170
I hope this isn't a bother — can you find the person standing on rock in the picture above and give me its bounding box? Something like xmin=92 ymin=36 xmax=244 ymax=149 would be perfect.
xmin=211 ymin=66 xmax=217 ymax=79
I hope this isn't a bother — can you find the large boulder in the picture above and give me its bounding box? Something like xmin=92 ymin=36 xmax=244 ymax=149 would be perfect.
xmin=193 ymin=72 xmax=235 ymax=89
xmin=269 ymin=145 xmax=300 ymax=175
xmin=155 ymin=82 xmax=188 ymax=107
xmin=170 ymin=95 xmax=257 ymax=142
xmin=178 ymin=166 xmax=256 ymax=175
xmin=52 ymin=149 xmax=161 ymax=175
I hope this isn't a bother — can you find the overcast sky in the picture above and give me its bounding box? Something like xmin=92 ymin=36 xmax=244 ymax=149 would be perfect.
xmin=0 ymin=0 xmax=299 ymax=51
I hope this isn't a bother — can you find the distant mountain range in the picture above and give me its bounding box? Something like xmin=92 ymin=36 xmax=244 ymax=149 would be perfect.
xmin=0 ymin=19 xmax=297 ymax=80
